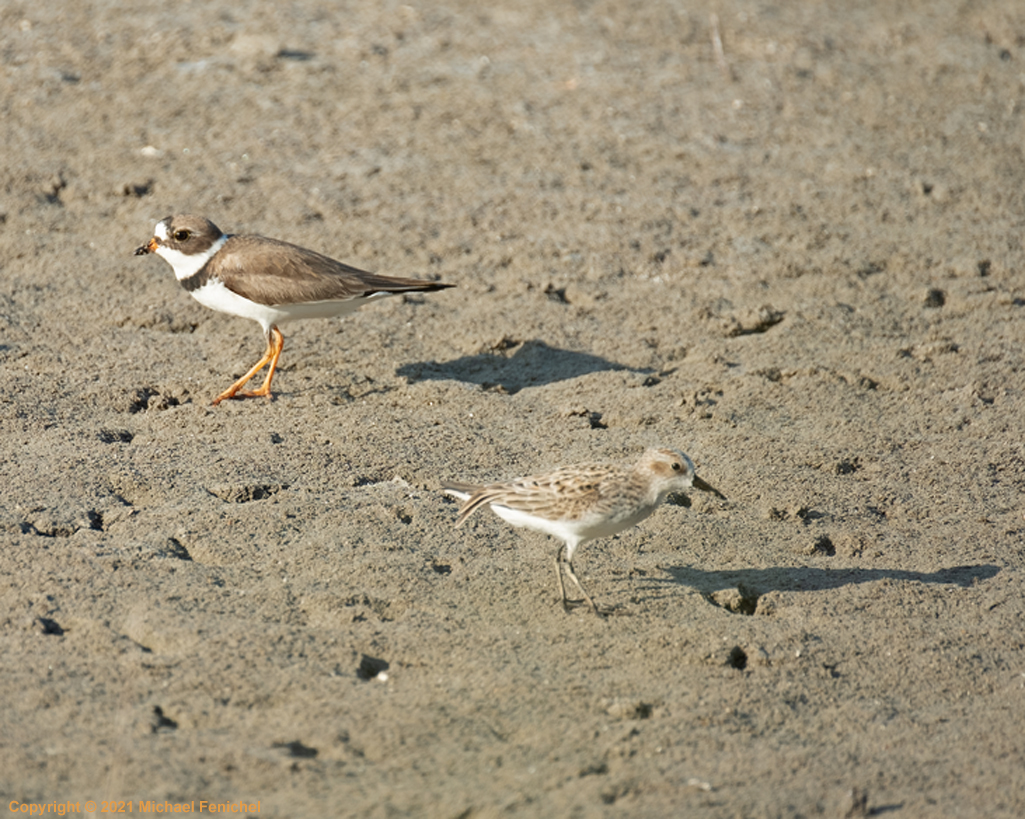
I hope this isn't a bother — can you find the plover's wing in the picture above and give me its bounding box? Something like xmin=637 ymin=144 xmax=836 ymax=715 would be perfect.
xmin=216 ymin=235 xmax=452 ymax=307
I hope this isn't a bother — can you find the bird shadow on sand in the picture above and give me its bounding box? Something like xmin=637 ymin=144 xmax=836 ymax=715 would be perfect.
xmin=645 ymin=563 xmax=1001 ymax=603
xmin=397 ymin=338 xmax=653 ymax=395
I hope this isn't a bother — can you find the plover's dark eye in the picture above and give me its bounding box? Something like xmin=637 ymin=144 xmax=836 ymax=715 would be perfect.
xmin=173 ymin=229 xmax=190 ymax=241
xmin=671 ymin=461 xmax=682 ymax=471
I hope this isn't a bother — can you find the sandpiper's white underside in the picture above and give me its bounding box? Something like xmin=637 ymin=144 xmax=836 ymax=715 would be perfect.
xmin=489 ymin=504 xmax=657 ymax=558
xmin=443 ymin=487 xmax=657 ymax=560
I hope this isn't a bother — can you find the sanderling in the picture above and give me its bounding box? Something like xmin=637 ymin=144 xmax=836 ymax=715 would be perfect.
xmin=443 ymin=447 xmax=725 ymax=614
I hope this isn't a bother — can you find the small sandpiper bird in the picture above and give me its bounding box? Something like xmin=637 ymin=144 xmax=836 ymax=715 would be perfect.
xmin=444 ymin=448 xmax=725 ymax=614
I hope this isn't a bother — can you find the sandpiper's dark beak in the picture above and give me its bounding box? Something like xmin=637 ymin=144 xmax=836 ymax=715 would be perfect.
xmin=134 ymin=237 xmax=159 ymax=256
xmin=693 ymin=474 xmax=726 ymax=501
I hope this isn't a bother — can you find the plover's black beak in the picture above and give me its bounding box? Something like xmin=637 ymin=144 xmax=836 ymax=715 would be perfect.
xmin=134 ymin=237 xmax=159 ymax=256
xmin=693 ymin=474 xmax=726 ymax=501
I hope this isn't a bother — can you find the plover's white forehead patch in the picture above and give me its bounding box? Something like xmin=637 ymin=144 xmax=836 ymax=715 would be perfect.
xmin=154 ymin=219 xmax=170 ymax=242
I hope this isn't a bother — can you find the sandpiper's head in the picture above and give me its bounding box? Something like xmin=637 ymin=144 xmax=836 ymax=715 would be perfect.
xmin=640 ymin=447 xmax=726 ymax=501
xmin=134 ymin=215 xmax=227 ymax=279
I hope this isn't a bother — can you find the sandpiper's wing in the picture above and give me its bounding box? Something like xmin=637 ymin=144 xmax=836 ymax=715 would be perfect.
xmin=445 ymin=464 xmax=621 ymax=526
xmin=441 ymin=482 xmax=480 ymax=503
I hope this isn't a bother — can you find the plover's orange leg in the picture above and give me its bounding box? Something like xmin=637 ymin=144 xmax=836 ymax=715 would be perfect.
xmin=212 ymin=326 xmax=285 ymax=405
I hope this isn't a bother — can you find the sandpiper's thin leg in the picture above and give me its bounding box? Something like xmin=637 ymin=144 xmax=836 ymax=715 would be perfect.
xmin=563 ymin=558 xmax=600 ymax=615
xmin=554 ymin=544 xmax=571 ymax=612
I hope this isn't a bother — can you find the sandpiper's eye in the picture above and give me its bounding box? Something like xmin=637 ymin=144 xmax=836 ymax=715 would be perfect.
xmin=173 ymin=229 xmax=190 ymax=242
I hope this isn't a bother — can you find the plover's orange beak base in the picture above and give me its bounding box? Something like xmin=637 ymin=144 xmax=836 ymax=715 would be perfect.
xmin=134 ymin=237 xmax=159 ymax=256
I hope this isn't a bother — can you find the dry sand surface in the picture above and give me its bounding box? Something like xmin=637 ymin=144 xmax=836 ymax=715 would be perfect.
xmin=2 ymin=0 xmax=1024 ymax=816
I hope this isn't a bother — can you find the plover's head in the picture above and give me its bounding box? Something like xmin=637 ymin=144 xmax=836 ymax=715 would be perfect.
xmin=135 ymin=215 xmax=227 ymax=280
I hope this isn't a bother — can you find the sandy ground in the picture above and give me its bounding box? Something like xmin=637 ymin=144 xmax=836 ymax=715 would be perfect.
xmin=2 ymin=0 xmax=1024 ymax=816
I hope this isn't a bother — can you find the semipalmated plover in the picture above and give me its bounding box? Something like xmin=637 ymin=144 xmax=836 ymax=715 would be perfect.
xmin=135 ymin=214 xmax=454 ymax=405
xmin=443 ymin=448 xmax=725 ymax=614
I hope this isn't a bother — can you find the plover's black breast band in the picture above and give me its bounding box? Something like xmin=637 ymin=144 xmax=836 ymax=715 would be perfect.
xmin=179 ymin=258 xmax=216 ymax=293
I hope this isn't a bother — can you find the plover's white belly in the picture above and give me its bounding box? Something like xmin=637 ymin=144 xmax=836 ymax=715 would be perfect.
xmin=190 ymin=279 xmax=375 ymax=329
